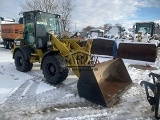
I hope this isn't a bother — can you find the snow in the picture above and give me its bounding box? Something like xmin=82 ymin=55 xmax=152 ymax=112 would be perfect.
xmin=0 ymin=44 xmax=160 ymax=119
xmin=0 ymin=47 xmax=34 ymax=103
xmin=62 ymin=94 xmax=75 ymax=99
xmin=0 ymin=73 xmax=25 ymax=104
xmin=36 ymin=82 xmax=56 ymax=94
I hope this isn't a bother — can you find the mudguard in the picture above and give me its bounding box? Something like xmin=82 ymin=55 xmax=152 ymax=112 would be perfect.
xmin=13 ymin=46 xmax=33 ymax=60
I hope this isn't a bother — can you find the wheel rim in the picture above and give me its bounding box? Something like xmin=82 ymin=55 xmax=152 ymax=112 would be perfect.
xmin=47 ymin=63 xmax=56 ymax=77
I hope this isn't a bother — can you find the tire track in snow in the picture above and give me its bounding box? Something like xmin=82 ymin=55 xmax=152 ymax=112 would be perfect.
xmin=2 ymin=66 xmax=152 ymax=119
xmin=4 ymin=80 xmax=31 ymax=105
xmin=1 ymin=69 xmax=83 ymax=112
xmin=24 ymin=81 xmax=41 ymax=97
xmin=2 ymin=68 xmax=43 ymax=108
xmin=0 ymin=68 xmax=132 ymax=119
xmin=0 ymin=73 xmax=155 ymax=120
xmin=17 ymin=85 xmax=154 ymax=120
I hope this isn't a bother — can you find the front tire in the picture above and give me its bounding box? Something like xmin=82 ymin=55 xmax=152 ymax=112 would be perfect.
xmin=42 ymin=54 xmax=69 ymax=85
xmin=14 ymin=50 xmax=33 ymax=72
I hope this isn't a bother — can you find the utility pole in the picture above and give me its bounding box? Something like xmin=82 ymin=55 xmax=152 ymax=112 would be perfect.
xmin=75 ymin=23 xmax=76 ymax=32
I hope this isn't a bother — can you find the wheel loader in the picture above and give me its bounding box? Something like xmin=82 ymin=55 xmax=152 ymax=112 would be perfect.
xmin=118 ymin=22 xmax=159 ymax=62
xmin=12 ymin=10 xmax=132 ymax=107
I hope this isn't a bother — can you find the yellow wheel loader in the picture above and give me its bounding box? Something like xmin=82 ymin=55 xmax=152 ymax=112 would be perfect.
xmin=12 ymin=10 xmax=132 ymax=107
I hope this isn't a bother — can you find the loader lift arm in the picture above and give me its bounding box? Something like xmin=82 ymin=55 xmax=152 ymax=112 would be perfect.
xmin=141 ymin=73 xmax=160 ymax=119
xmin=49 ymin=33 xmax=93 ymax=77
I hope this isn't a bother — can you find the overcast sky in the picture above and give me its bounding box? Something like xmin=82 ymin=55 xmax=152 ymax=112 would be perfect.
xmin=0 ymin=0 xmax=160 ymax=31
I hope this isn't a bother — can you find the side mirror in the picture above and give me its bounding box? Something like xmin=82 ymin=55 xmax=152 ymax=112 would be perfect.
xmin=18 ymin=17 xmax=23 ymax=24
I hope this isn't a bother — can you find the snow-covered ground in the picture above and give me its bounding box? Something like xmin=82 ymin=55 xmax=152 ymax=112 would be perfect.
xmin=0 ymin=44 xmax=160 ymax=120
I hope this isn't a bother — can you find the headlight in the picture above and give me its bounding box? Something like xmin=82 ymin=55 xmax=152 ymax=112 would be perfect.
xmin=77 ymin=32 xmax=80 ymax=36
xmin=14 ymin=40 xmax=20 ymax=46
xmin=47 ymin=41 xmax=53 ymax=47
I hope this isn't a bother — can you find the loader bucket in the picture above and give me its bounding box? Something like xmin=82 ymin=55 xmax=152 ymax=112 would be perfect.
xmin=78 ymin=38 xmax=118 ymax=57
xmin=91 ymin=38 xmax=117 ymax=57
xmin=77 ymin=58 xmax=132 ymax=107
xmin=118 ymin=43 xmax=157 ymax=62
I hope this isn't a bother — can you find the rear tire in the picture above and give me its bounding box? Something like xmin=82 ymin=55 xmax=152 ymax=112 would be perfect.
xmin=42 ymin=54 xmax=69 ymax=85
xmin=9 ymin=41 xmax=13 ymax=49
xmin=4 ymin=40 xmax=9 ymax=49
xmin=14 ymin=50 xmax=33 ymax=72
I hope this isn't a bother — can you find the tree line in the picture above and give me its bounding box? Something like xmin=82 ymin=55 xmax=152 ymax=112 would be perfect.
xmin=82 ymin=23 xmax=125 ymax=32
xmin=20 ymin=0 xmax=127 ymax=32
xmin=20 ymin=0 xmax=74 ymax=32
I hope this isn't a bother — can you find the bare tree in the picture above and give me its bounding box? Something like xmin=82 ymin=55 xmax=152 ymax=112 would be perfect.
xmin=57 ymin=0 xmax=73 ymax=32
xmin=82 ymin=26 xmax=95 ymax=32
xmin=103 ymin=23 xmax=112 ymax=30
xmin=20 ymin=0 xmax=74 ymax=31
xmin=20 ymin=0 xmax=56 ymax=12
xmin=115 ymin=23 xmax=122 ymax=27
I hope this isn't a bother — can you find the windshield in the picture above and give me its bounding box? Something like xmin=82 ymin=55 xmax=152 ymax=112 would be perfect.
xmin=91 ymin=32 xmax=99 ymax=38
xmin=135 ymin=23 xmax=153 ymax=34
xmin=90 ymin=30 xmax=103 ymax=38
xmin=108 ymin=26 xmax=120 ymax=36
xmin=36 ymin=12 xmax=60 ymax=35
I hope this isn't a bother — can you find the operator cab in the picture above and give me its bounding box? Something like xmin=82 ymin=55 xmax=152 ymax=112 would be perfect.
xmin=23 ymin=10 xmax=60 ymax=49
xmin=134 ymin=22 xmax=154 ymax=36
xmin=90 ymin=29 xmax=104 ymax=38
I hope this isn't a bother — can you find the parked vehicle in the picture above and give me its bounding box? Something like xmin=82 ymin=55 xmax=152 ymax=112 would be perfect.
xmin=0 ymin=17 xmax=23 ymax=49
xmin=12 ymin=10 xmax=132 ymax=107
xmin=118 ymin=22 xmax=160 ymax=62
xmin=0 ymin=17 xmax=15 ymax=44
xmin=84 ymin=23 xmax=160 ymax=62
